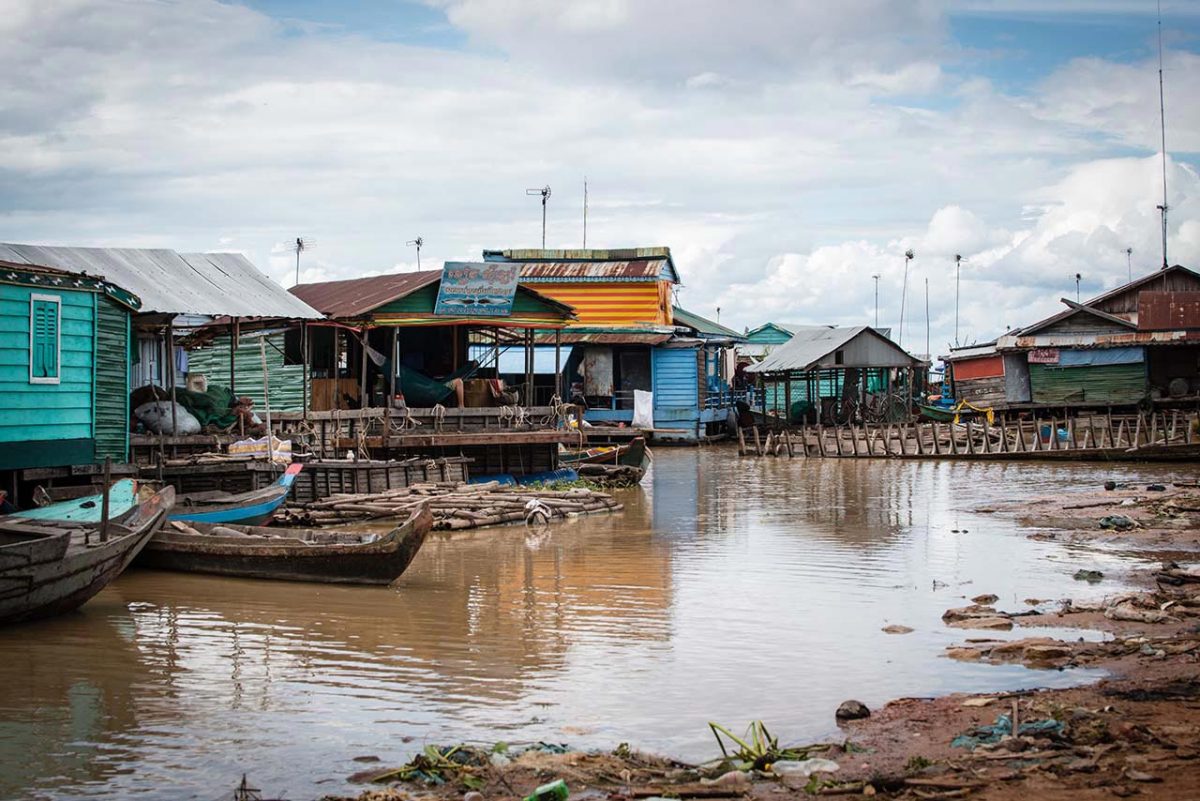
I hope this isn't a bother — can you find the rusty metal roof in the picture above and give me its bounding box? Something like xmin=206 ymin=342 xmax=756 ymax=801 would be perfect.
xmin=516 ymin=259 xmax=670 ymax=282
xmin=533 ymin=331 xmax=673 ymax=345
xmin=1137 ymin=291 xmax=1200 ymax=331
xmin=290 ymin=271 xmax=441 ymax=318
xmin=0 ymin=243 xmax=323 ymax=319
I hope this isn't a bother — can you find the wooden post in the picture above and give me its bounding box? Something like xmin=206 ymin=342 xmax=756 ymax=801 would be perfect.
xmin=784 ymin=378 xmax=792 ymax=427
xmin=916 ymin=422 xmax=926 ymax=455
xmin=816 ymin=424 xmax=826 ymax=457
xmin=230 ymin=317 xmax=239 ymax=397
xmin=260 ymin=337 xmax=274 ymax=466
xmin=737 ymin=426 xmax=746 ymax=456
xmin=1068 ymin=417 xmax=1078 ymax=450
xmin=99 ymin=456 xmax=111 ymax=543
xmin=388 ymin=327 xmax=398 ymax=402
xmin=554 ymin=328 xmax=562 ymax=400
xmin=948 ymin=423 xmax=958 ymax=455
xmin=302 ymin=321 xmax=310 ymax=418
xmin=1149 ymin=411 xmax=1159 ymax=446
xmin=1133 ymin=413 xmax=1143 ymax=448
xmin=982 ymin=418 xmax=991 ymax=453
xmin=167 ymin=318 xmax=178 ymax=439
xmin=753 ymin=426 xmax=763 ymax=456
xmin=359 ymin=327 xmax=369 ymax=409
xmin=784 ymin=428 xmax=794 ymax=457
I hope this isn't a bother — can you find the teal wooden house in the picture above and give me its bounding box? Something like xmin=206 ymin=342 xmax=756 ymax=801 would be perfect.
xmin=0 ymin=260 xmax=140 ymax=471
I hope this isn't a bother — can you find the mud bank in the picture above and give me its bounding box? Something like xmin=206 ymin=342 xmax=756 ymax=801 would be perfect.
xmin=324 ymin=481 xmax=1200 ymax=801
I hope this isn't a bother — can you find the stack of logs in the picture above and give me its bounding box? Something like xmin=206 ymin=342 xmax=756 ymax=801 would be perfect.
xmin=274 ymin=481 xmax=623 ymax=531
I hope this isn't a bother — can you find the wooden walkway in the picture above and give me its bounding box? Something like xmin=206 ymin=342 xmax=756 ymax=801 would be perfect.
xmin=738 ymin=410 xmax=1200 ymax=462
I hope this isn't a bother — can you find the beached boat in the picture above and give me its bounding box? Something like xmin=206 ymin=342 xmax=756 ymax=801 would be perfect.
xmin=0 ymin=487 xmax=175 ymax=625
xmin=170 ymin=463 xmax=303 ymax=526
xmin=14 ymin=480 xmax=139 ymax=523
xmin=137 ymin=503 xmax=432 ymax=585
xmin=560 ymin=436 xmax=649 ymax=468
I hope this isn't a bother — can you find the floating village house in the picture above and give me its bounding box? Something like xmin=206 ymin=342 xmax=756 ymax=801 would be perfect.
xmin=285 ymin=265 xmax=581 ymax=477
xmin=943 ymin=265 xmax=1200 ymax=414
xmin=0 ymin=256 xmax=140 ymax=488
xmin=482 ymin=248 xmax=744 ymax=442
xmin=0 ymin=243 xmax=325 ymax=486
xmin=744 ymin=326 xmax=922 ymax=424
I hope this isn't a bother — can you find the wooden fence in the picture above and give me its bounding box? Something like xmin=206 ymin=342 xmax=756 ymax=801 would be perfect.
xmin=738 ymin=410 xmax=1200 ymax=461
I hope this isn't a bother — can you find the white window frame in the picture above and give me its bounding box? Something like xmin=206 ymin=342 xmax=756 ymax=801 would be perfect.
xmin=29 ymin=293 xmax=62 ymax=385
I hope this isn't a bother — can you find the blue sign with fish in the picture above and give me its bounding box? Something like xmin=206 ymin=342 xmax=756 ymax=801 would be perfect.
xmin=434 ymin=261 xmax=521 ymax=317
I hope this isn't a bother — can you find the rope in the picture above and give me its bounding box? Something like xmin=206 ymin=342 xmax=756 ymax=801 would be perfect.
xmin=432 ymin=403 xmax=446 ymax=433
xmin=389 ymin=405 xmax=422 ymax=433
xmin=952 ymin=399 xmax=995 ymax=425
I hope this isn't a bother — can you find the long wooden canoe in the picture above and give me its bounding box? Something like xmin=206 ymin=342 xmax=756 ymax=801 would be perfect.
xmin=137 ymin=503 xmax=432 ymax=585
xmin=0 ymin=487 xmax=175 ymax=625
xmin=170 ymin=463 xmax=303 ymax=526
xmin=560 ymin=436 xmax=649 ymax=468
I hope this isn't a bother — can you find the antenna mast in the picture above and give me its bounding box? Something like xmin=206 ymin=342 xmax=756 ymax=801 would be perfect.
xmin=898 ymin=249 xmax=914 ymax=347
xmin=406 ymin=237 xmax=424 ymax=271
xmin=954 ymin=254 xmax=962 ymax=347
xmin=1157 ymin=0 xmax=1169 ymax=270
xmin=293 ymin=237 xmax=315 ymax=286
xmin=583 ymin=178 xmax=588 ymax=249
xmin=526 ymin=185 xmax=551 ymax=248
xmin=1126 ymin=247 xmax=1133 ymax=282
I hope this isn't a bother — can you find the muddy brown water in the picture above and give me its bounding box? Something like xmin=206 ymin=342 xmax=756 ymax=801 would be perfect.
xmin=0 ymin=450 xmax=1189 ymax=800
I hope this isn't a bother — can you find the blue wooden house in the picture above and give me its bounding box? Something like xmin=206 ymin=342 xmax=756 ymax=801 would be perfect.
xmin=483 ymin=248 xmax=745 ymax=442
xmin=0 ymin=259 xmax=140 ymax=473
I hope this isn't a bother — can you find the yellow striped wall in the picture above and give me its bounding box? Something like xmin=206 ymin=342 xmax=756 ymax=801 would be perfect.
xmin=530 ymin=281 xmax=673 ymax=327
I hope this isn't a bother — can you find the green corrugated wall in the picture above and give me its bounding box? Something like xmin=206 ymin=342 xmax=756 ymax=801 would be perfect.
xmin=93 ymin=296 xmax=130 ymax=461
xmin=1028 ymin=363 xmax=1147 ymax=405
xmin=187 ymin=332 xmax=307 ymax=412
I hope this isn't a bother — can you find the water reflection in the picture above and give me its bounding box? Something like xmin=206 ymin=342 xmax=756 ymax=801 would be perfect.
xmin=0 ymin=452 xmax=1182 ymax=800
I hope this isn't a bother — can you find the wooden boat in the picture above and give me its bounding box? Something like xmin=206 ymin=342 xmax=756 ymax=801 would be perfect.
xmin=137 ymin=503 xmax=432 ymax=585
xmin=14 ymin=480 xmax=138 ymax=523
xmin=170 ymin=463 xmax=303 ymax=526
xmin=917 ymin=402 xmax=958 ymax=423
xmin=560 ymin=436 xmax=649 ymax=468
xmin=0 ymin=487 xmax=175 ymax=625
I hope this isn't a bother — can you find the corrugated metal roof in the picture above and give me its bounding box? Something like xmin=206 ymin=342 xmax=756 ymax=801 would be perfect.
xmin=671 ymin=306 xmax=745 ymax=340
xmin=290 ymin=271 xmax=441 ymax=318
xmin=1137 ymin=291 xmax=1200 ymax=331
xmin=746 ymin=326 xmax=916 ymax=373
xmin=484 ymin=246 xmax=681 ymax=283
xmin=517 ymin=259 xmax=669 ymax=281
xmin=533 ymin=331 xmax=673 ymax=345
xmin=0 ymin=243 xmax=323 ymax=319
xmin=997 ymin=330 xmax=1200 ymax=349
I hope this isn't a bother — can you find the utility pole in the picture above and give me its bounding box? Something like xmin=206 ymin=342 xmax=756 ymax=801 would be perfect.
xmin=924 ymin=277 xmax=930 ymax=364
xmin=954 ymin=254 xmax=962 ymax=347
xmin=406 ymin=237 xmax=424 ymax=271
xmin=898 ymin=249 xmax=914 ymax=347
xmin=1157 ymin=0 xmax=1170 ymax=270
xmin=527 ymin=185 xmax=551 ymax=248
xmin=873 ymin=273 xmax=883 ymax=326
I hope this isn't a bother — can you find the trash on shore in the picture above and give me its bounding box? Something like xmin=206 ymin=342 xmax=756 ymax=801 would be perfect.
xmin=1073 ymin=568 xmax=1105 ymax=583
xmin=950 ymin=713 xmax=1065 ymax=750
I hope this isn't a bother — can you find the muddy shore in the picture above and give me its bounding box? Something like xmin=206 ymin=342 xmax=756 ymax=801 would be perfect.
xmin=325 ymin=481 xmax=1200 ymax=801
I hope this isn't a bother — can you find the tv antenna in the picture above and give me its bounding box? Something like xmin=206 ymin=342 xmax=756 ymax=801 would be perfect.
xmin=1075 ymin=272 xmax=1082 ymax=302
xmin=1157 ymin=0 xmax=1169 ymax=270
xmin=898 ymin=249 xmax=914 ymax=347
xmin=1125 ymin=247 xmax=1133 ymax=282
xmin=526 ymin=185 xmax=551 ymax=248
xmin=406 ymin=237 xmax=424 ymax=271
xmin=292 ymin=237 xmax=314 ymax=286
xmin=582 ymin=178 xmax=588 ymax=249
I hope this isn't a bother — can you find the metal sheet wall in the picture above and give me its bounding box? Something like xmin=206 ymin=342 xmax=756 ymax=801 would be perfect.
xmin=1028 ymin=362 xmax=1147 ymax=405
xmin=186 ymin=332 xmax=308 ymax=412
xmin=94 ymin=297 xmax=129 ymax=462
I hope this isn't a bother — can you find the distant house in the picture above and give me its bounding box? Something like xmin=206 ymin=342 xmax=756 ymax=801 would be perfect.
xmin=0 ymin=258 xmax=140 ymax=475
xmin=992 ymin=265 xmax=1200 ymax=410
xmin=483 ymin=248 xmax=743 ymax=442
xmin=745 ymin=325 xmax=921 ymax=424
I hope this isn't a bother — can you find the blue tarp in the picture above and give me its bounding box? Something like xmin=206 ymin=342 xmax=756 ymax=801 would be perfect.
xmin=1058 ymin=347 xmax=1144 ymax=366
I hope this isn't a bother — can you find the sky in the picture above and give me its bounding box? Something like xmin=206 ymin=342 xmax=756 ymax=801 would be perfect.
xmin=2 ymin=0 xmax=1198 ymax=356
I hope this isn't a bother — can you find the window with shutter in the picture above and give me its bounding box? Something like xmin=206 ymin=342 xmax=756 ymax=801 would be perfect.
xmin=30 ymin=294 xmax=62 ymax=385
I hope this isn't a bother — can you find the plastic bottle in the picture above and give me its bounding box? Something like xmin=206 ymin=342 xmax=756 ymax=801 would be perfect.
xmin=523 ymin=779 xmax=569 ymax=801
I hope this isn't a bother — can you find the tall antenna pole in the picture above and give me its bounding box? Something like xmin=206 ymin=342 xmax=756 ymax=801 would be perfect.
xmin=406 ymin=237 xmax=424 ymax=271
xmin=583 ymin=178 xmax=588 ymax=249
xmin=1126 ymin=247 xmax=1133 ymax=282
xmin=292 ymin=237 xmax=315 ymax=286
xmin=954 ymin=254 xmax=962 ymax=347
xmin=526 ymin=185 xmax=551 ymax=248
xmin=872 ymin=274 xmax=880 ymax=327
xmin=899 ymin=249 xmax=914 ymax=347
xmin=1157 ymin=0 xmax=1169 ymax=270
xmin=924 ymin=277 xmax=930 ymax=362
xmin=1075 ymin=272 xmax=1082 ymax=303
